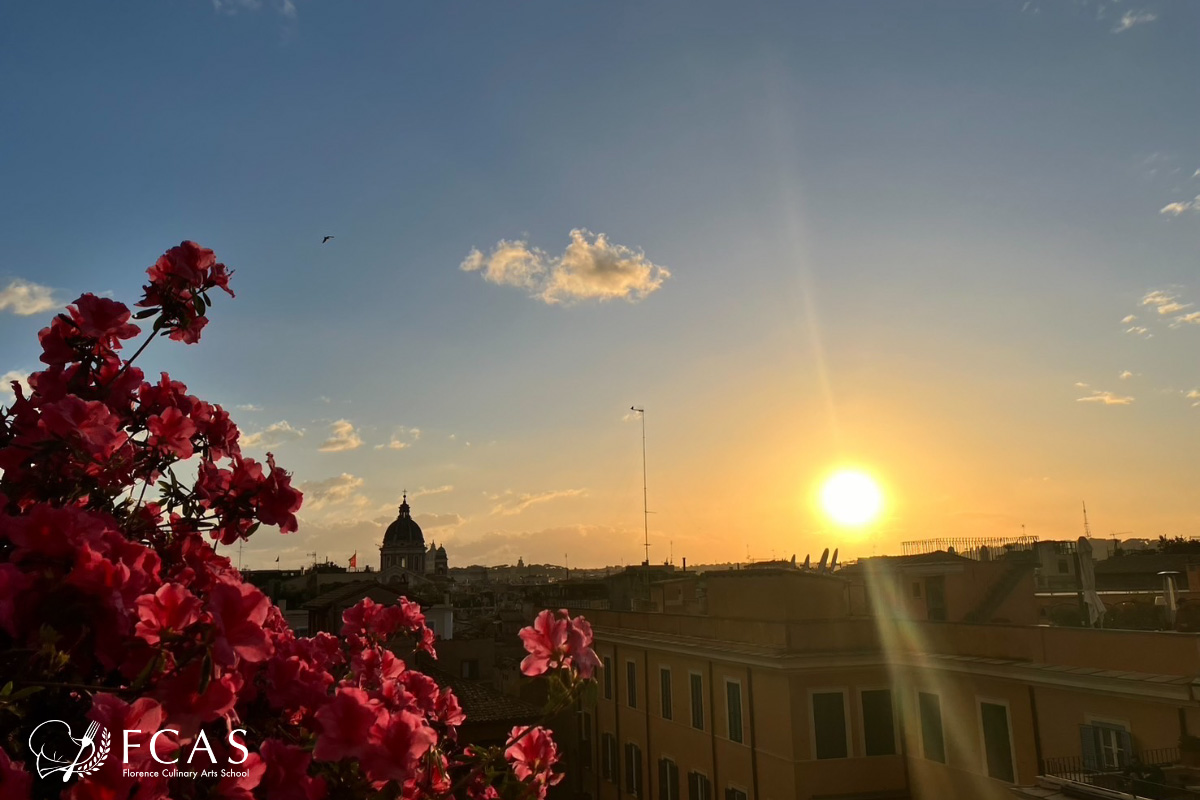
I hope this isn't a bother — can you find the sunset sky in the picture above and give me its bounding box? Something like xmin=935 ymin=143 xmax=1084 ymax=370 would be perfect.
xmin=2 ymin=1 xmax=1199 ymax=569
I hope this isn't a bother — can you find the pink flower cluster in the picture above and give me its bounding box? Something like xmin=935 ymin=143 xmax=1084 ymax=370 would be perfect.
xmin=519 ymin=608 xmax=602 ymax=679
xmin=0 ymin=243 xmax=589 ymax=800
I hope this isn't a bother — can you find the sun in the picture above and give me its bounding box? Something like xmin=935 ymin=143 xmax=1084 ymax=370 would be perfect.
xmin=820 ymin=470 xmax=884 ymax=528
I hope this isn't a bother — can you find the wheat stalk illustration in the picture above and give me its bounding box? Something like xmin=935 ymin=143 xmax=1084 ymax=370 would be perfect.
xmin=74 ymin=728 xmax=110 ymax=777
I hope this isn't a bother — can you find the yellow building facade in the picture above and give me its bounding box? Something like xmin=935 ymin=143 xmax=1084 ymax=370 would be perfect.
xmin=574 ymin=566 xmax=1200 ymax=800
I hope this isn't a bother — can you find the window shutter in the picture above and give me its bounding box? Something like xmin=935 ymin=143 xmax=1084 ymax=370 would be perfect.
xmin=688 ymin=771 xmax=699 ymax=800
xmin=1079 ymin=724 xmax=1100 ymax=771
xmin=1117 ymin=728 xmax=1133 ymax=767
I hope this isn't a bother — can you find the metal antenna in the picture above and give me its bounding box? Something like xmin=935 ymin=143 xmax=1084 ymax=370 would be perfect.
xmin=1082 ymin=501 xmax=1092 ymax=539
xmin=631 ymin=406 xmax=649 ymax=565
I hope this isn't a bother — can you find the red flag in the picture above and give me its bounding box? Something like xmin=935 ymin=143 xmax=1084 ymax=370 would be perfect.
xmin=349 ymin=551 xmax=357 ymax=569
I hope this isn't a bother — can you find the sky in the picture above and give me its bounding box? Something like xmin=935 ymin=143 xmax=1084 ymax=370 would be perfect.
xmin=2 ymin=0 xmax=1200 ymax=570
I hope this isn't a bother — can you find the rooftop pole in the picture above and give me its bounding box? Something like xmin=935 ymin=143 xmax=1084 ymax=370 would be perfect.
xmin=631 ymin=406 xmax=649 ymax=566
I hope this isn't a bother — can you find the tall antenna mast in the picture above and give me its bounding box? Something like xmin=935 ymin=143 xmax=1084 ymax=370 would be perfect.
xmin=631 ymin=406 xmax=649 ymax=565
xmin=1082 ymin=501 xmax=1092 ymax=539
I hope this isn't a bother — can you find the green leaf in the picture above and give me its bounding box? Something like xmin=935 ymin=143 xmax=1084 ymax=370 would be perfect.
xmin=197 ymin=651 xmax=213 ymax=695
xmin=9 ymin=685 xmax=43 ymax=702
xmin=133 ymin=308 xmax=159 ymax=319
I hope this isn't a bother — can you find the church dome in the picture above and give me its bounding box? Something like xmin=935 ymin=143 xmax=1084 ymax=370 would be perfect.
xmin=383 ymin=496 xmax=424 ymax=547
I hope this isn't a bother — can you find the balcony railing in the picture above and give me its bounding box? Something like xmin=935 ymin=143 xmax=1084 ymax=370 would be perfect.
xmin=1043 ymin=748 xmax=1200 ymax=799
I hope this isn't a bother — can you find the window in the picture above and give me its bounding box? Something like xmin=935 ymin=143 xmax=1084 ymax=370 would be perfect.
xmin=980 ymin=701 xmax=1015 ymax=782
xmin=624 ymin=742 xmax=643 ymax=796
xmin=579 ymin=711 xmax=592 ymax=769
xmin=812 ymin=691 xmax=848 ymax=759
xmin=690 ymin=673 xmax=704 ymax=730
xmin=1057 ymin=558 xmax=1069 ymax=574
xmin=724 ymin=790 xmax=748 ymax=800
xmin=460 ymin=659 xmax=479 ymax=679
xmin=912 ymin=581 xmax=922 ymax=598
xmin=919 ymin=692 xmax=945 ymax=763
xmin=687 ymin=772 xmax=711 ymax=800
xmin=658 ymin=758 xmax=680 ymax=800
xmin=604 ymin=656 xmax=613 ymax=699
xmin=861 ymin=689 xmax=896 ymax=756
xmin=726 ymin=681 xmax=744 ymax=744
xmin=1081 ymin=722 xmax=1132 ymax=770
xmin=925 ymin=576 xmax=947 ymax=621
xmin=601 ymin=733 xmax=618 ymax=782
xmin=627 ymin=661 xmax=638 ymax=708
xmin=660 ymin=667 xmax=673 ymax=720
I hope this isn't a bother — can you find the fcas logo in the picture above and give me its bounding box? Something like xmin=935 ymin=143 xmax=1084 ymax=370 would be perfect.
xmin=27 ymin=719 xmax=111 ymax=781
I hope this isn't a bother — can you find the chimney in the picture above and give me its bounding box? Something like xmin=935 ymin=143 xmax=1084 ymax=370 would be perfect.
xmin=682 ymin=557 xmax=687 ymax=573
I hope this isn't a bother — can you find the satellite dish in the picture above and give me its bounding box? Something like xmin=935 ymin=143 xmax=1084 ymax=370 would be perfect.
xmin=818 ymin=548 xmax=829 ymax=572
xmin=830 ymin=548 xmax=839 ymax=572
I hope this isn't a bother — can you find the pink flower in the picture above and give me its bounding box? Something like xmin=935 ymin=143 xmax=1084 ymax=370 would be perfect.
xmin=313 ymin=687 xmax=382 ymax=763
xmin=69 ymin=294 xmax=141 ymax=348
xmin=435 ymin=687 xmax=466 ymax=727
xmin=257 ymin=740 xmax=326 ymax=800
xmin=86 ymin=694 xmax=166 ymax=780
xmin=255 ymin=454 xmax=302 ymax=533
xmin=209 ymin=579 xmax=273 ymax=664
xmin=566 ymin=614 xmax=602 ymax=679
xmin=0 ymin=746 xmax=32 ymax=800
xmin=518 ymin=609 xmax=569 ymax=677
xmin=214 ymin=752 xmax=265 ymax=800
xmin=518 ymin=609 xmax=599 ymax=679
xmin=360 ymin=709 xmax=438 ymax=785
xmin=505 ymin=726 xmax=563 ymax=798
xmin=135 ymin=582 xmax=203 ymax=645
xmin=147 ymin=406 xmax=198 ymax=459
xmin=39 ymin=396 xmax=129 ymax=461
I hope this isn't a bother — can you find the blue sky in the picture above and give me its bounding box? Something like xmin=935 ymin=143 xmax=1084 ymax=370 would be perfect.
xmin=2 ymin=0 xmax=1199 ymax=568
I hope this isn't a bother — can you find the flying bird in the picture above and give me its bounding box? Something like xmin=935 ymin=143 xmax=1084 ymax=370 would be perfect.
xmin=322 ymin=235 xmax=334 ymax=244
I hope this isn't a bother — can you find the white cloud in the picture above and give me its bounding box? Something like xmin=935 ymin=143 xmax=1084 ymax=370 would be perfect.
xmin=411 ymin=485 xmax=454 ymax=500
xmin=1171 ymin=311 xmax=1200 ymax=326
xmin=414 ymin=512 xmax=464 ymax=530
xmin=1141 ymin=289 xmax=1191 ymax=315
xmin=375 ymin=426 xmax=421 ymax=450
xmin=1077 ymin=390 xmax=1134 ymax=406
xmin=0 ymin=370 xmax=31 ymax=403
xmin=236 ymin=403 xmax=262 ymax=412
xmin=299 ymin=473 xmax=369 ymax=513
xmin=0 ymin=279 xmax=57 ymax=316
xmin=489 ymin=488 xmax=587 ymax=516
xmin=1121 ymin=314 xmax=1137 ymax=324
xmin=241 ymin=420 xmax=304 ymax=449
xmin=1074 ymin=381 xmax=1090 ymax=389
xmin=1188 ymin=389 xmax=1200 ymax=407
xmin=1160 ymin=196 xmax=1200 ymax=216
xmin=1113 ymin=9 xmax=1158 ymax=33
xmin=212 ymin=0 xmax=295 ymax=16
xmin=462 ymin=229 xmax=670 ymax=305
xmin=1119 ymin=370 xmax=1133 ymax=380
xmin=1125 ymin=326 xmax=1152 ymax=338
xmin=319 ymin=419 xmax=363 ymax=452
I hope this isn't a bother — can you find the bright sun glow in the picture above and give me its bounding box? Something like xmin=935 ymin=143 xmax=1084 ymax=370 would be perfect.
xmin=820 ymin=470 xmax=884 ymax=527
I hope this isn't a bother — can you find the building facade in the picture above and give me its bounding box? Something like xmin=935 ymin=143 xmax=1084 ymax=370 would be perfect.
xmin=574 ymin=565 xmax=1200 ymax=800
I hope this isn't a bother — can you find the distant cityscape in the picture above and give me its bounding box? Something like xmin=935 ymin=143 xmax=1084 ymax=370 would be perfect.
xmin=242 ymin=494 xmax=1200 ymax=799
